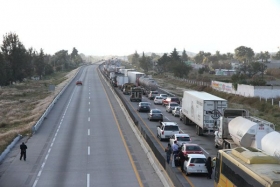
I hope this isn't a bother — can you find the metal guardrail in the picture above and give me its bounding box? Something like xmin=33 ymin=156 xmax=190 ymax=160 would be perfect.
xmin=0 ymin=134 xmax=22 ymax=163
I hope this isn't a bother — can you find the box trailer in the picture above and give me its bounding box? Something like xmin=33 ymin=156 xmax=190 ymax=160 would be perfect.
xmin=181 ymin=91 xmax=228 ymax=136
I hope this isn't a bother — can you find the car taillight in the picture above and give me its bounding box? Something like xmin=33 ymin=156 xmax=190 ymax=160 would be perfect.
xmin=162 ymin=131 xmax=164 ymax=135
xmin=189 ymin=163 xmax=195 ymax=166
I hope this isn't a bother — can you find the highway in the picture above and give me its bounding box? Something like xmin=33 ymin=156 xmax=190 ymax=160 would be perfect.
xmin=109 ymin=67 xmax=218 ymax=187
xmin=0 ymin=65 xmax=164 ymax=187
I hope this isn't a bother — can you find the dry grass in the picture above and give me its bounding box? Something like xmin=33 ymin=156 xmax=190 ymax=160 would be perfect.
xmin=0 ymin=69 xmax=79 ymax=153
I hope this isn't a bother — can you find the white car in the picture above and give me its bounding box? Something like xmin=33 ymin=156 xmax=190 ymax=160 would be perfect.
xmin=172 ymin=106 xmax=182 ymax=117
xmin=184 ymin=154 xmax=207 ymax=176
xmin=154 ymin=96 xmax=164 ymax=105
xmin=169 ymin=133 xmax=191 ymax=147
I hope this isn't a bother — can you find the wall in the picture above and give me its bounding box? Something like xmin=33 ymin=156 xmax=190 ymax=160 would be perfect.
xmin=211 ymin=81 xmax=280 ymax=99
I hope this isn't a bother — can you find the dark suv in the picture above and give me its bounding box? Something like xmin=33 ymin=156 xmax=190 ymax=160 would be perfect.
xmin=162 ymin=97 xmax=180 ymax=106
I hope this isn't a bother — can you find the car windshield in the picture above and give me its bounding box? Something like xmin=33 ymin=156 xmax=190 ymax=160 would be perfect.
xmin=190 ymin=158 xmax=206 ymax=163
xmin=172 ymin=98 xmax=179 ymax=101
xmin=152 ymin=110 xmax=161 ymax=113
xmin=155 ymin=97 xmax=162 ymax=99
xmin=186 ymin=146 xmax=201 ymax=151
xmin=170 ymin=103 xmax=178 ymax=106
xmin=164 ymin=126 xmax=179 ymax=131
xmin=177 ymin=137 xmax=190 ymax=141
xmin=161 ymin=94 xmax=167 ymax=97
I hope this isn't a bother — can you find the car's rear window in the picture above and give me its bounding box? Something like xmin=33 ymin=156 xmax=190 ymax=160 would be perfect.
xmin=172 ymin=98 xmax=179 ymax=101
xmin=141 ymin=103 xmax=149 ymax=106
xmin=170 ymin=103 xmax=179 ymax=106
xmin=190 ymin=158 xmax=206 ymax=163
xmin=164 ymin=126 xmax=179 ymax=131
xmin=177 ymin=137 xmax=190 ymax=141
xmin=152 ymin=110 xmax=161 ymax=113
xmin=186 ymin=146 xmax=201 ymax=151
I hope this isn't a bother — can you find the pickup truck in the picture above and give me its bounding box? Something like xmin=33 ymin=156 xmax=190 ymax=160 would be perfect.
xmin=157 ymin=122 xmax=180 ymax=141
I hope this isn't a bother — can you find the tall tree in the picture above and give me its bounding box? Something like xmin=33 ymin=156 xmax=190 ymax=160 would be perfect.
xmin=1 ymin=32 xmax=28 ymax=82
xmin=34 ymin=49 xmax=46 ymax=79
xmin=181 ymin=49 xmax=189 ymax=61
xmin=194 ymin=51 xmax=205 ymax=64
xmin=0 ymin=52 xmax=7 ymax=85
xmin=132 ymin=51 xmax=140 ymax=65
xmin=169 ymin=48 xmax=180 ymax=61
xmin=156 ymin=53 xmax=170 ymax=74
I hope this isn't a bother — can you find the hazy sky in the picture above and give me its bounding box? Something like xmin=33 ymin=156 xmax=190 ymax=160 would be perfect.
xmin=1 ymin=0 xmax=280 ymax=56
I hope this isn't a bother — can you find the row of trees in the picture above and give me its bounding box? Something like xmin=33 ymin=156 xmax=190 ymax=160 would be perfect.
xmin=130 ymin=49 xmax=193 ymax=78
xmin=0 ymin=32 xmax=84 ymax=86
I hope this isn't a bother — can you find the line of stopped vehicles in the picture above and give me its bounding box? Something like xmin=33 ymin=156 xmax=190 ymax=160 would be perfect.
xmin=102 ymin=65 xmax=280 ymax=184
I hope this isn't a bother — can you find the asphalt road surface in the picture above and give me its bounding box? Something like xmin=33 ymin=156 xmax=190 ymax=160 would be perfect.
xmin=0 ymin=65 xmax=165 ymax=187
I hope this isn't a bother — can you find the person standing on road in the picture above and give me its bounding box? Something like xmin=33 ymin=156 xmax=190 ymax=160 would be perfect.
xmin=165 ymin=143 xmax=172 ymax=164
xmin=205 ymin=156 xmax=213 ymax=179
xmin=178 ymin=147 xmax=186 ymax=172
xmin=20 ymin=142 xmax=27 ymax=161
xmin=172 ymin=140 xmax=179 ymax=154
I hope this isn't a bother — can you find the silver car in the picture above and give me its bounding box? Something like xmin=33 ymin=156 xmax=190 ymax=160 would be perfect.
xmin=166 ymin=102 xmax=180 ymax=113
xmin=148 ymin=109 xmax=163 ymax=121
xmin=172 ymin=106 xmax=182 ymax=117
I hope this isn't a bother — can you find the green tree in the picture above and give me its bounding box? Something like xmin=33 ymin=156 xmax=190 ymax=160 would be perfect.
xmin=272 ymin=50 xmax=280 ymax=60
xmin=139 ymin=52 xmax=151 ymax=73
xmin=181 ymin=49 xmax=189 ymax=61
xmin=34 ymin=49 xmax=46 ymax=79
xmin=156 ymin=53 xmax=170 ymax=74
xmin=170 ymin=48 xmax=180 ymax=61
xmin=194 ymin=51 xmax=205 ymax=64
xmin=132 ymin=51 xmax=140 ymax=65
xmin=234 ymin=46 xmax=255 ymax=63
xmin=0 ymin=52 xmax=7 ymax=85
xmin=1 ymin=32 xmax=28 ymax=82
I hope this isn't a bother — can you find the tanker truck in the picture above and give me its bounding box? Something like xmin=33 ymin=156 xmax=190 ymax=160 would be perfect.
xmin=261 ymin=131 xmax=280 ymax=158
xmin=214 ymin=115 xmax=275 ymax=149
xmin=138 ymin=75 xmax=158 ymax=95
xmin=181 ymin=91 xmax=228 ymax=136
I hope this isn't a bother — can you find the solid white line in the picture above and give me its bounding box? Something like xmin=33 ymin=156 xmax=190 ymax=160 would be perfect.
xmin=88 ymin=129 xmax=90 ymax=136
xmin=87 ymin=174 xmax=90 ymax=187
xmin=88 ymin=146 xmax=90 ymax=155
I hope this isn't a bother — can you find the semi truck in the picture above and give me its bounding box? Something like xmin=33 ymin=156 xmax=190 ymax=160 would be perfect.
xmin=181 ymin=91 xmax=228 ymax=136
xmin=127 ymin=71 xmax=144 ymax=86
xmin=138 ymin=75 xmax=158 ymax=95
xmin=130 ymin=87 xmax=142 ymax=102
xmin=116 ymin=75 xmax=129 ymax=89
xmin=214 ymin=114 xmax=275 ymax=149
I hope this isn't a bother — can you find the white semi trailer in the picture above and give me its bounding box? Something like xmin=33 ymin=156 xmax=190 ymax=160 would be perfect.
xmin=181 ymin=91 xmax=228 ymax=136
xmin=127 ymin=71 xmax=144 ymax=86
xmin=215 ymin=115 xmax=275 ymax=149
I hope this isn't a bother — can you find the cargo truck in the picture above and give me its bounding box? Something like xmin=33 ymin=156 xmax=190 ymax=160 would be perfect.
xmin=181 ymin=91 xmax=228 ymax=136
xmin=116 ymin=75 xmax=129 ymax=89
xmin=130 ymin=87 xmax=142 ymax=102
xmin=127 ymin=71 xmax=144 ymax=86
xmin=214 ymin=114 xmax=275 ymax=149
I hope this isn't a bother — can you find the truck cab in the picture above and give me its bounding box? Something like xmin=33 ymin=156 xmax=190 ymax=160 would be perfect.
xmin=157 ymin=122 xmax=180 ymax=141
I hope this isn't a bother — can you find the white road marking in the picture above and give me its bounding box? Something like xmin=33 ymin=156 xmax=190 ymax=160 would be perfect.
xmin=88 ymin=146 xmax=90 ymax=155
xmin=89 ymin=102 xmax=90 ymax=105
xmin=89 ymin=108 xmax=90 ymax=112
xmin=32 ymin=88 xmax=76 ymax=187
xmin=87 ymin=174 xmax=90 ymax=187
xmin=88 ymin=129 xmax=90 ymax=136
xmin=88 ymin=117 xmax=90 ymax=122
